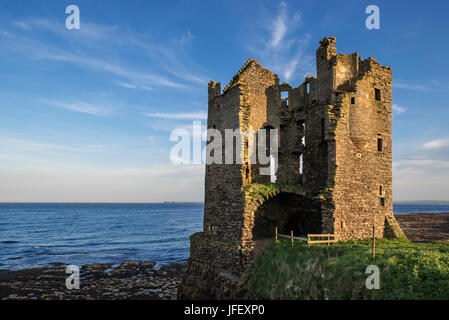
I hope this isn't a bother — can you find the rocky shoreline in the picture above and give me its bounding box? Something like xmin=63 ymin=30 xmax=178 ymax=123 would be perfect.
xmin=0 ymin=261 xmax=186 ymax=300
xmin=395 ymin=212 xmax=449 ymax=242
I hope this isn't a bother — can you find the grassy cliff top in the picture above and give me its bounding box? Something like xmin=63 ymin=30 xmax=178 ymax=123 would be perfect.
xmin=247 ymin=238 xmax=449 ymax=300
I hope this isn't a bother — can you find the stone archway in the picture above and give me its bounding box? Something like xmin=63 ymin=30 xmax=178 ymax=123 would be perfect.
xmin=243 ymin=184 xmax=323 ymax=255
xmin=253 ymin=192 xmax=322 ymax=240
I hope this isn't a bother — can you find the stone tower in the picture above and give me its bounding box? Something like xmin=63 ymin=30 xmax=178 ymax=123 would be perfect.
xmin=178 ymin=37 xmax=405 ymax=299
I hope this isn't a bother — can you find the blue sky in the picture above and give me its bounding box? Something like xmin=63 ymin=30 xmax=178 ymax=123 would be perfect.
xmin=0 ymin=0 xmax=448 ymax=202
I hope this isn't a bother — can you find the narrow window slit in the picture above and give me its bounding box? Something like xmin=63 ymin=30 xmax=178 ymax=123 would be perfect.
xmin=375 ymin=88 xmax=381 ymax=101
xmin=377 ymin=137 xmax=383 ymax=152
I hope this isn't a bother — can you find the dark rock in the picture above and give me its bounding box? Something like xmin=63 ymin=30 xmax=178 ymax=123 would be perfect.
xmin=0 ymin=261 xmax=186 ymax=300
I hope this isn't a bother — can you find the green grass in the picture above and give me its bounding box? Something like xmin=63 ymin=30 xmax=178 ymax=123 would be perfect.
xmin=243 ymin=183 xmax=280 ymax=197
xmin=247 ymin=238 xmax=449 ymax=300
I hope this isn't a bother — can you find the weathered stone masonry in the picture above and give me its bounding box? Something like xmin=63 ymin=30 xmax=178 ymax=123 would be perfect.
xmin=178 ymin=37 xmax=405 ymax=300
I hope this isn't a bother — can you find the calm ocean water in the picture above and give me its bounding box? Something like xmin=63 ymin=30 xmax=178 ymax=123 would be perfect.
xmin=393 ymin=204 xmax=449 ymax=214
xmin=0 ymin=203 xmax=203 ymax=270
xmin=1 ymin=203 xmax=449 ymax=270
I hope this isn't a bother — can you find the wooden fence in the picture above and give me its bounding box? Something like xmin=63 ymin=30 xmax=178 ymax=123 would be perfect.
xmin=307 ymin=234 xmax=337 ymax=246
xmin=275 ymin=227 xmax=337 ymax=246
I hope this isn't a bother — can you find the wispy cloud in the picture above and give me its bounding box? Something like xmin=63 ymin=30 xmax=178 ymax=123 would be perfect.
xmin=1 ymin=18 xmax=209 ymax=90
xmin=432 ymin=80 xmax=449 ymax=90
xmin=246 ymin=1 xmax=314 ymax=83
xmin=270 ymin=2 xmax=289 ymax=48
xmin=0 ymin=30 xmax=184 ymax=89
xmin=393 ymin=81 xmax=431 ymax=92
xmin=403 ymin=31 xmax=422 ymax=39
xmin=42 ymin=49 xmax=186 ymax=88
xmin=392 ymin=103 xmax=407 ymax=115
xmin=393 ymin=80 xmax=449 ymax=92
xmin=0 ymin=29 xmax=10 ymax=36
xmin=91 ymin=164 xmax=205 ymax=177
xmin=408 ymin=159 xmax=449 ymax=168
xmin=12 ymin=20 xmax=31 ymax=31
xmin=421 ymin=139 xmax=449 ymax=150
xmin=116 ymin=82 xmax=138 ymax=89
xmin=144 ymin=111 xmax=207 ymax=120
xmin=115 ymin=81 xmax=153 ymax=91
xmin=0 ymin=136 xmax=113 ymax=153
xmin=42 ymin=99 xmax=112 ymax=116
xmin=393 ymin=157 xmax=449 ymax=200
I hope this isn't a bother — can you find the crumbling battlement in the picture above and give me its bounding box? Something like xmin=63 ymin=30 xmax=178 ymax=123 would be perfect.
xmin=178 ymin=37 xmax=404 ymax=300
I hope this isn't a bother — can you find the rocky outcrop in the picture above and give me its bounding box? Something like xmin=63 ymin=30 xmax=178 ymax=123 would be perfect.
xmin=0 ymin=261 xmax=185 ymax=300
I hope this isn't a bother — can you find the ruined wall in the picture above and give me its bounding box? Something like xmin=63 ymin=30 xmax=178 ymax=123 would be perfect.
xmin=204 ymin=82 xmax=245 ymax=241
xmin=329 ymin=57 xmax=394 ymax=240
xmin=204 ymin=61 xmax=282 ymax=241
xmin=180 ymin=61 xmax=281 ymax=299
xmin=236 ymin=60 xmax=279 ymax=185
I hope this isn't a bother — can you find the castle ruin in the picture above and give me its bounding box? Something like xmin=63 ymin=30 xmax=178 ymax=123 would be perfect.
xmin=178 ymin=37 xmax=405 ymax=299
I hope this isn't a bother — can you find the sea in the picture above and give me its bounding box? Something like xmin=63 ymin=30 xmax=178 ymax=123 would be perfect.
xmin=0 ymin=203 xmax=203 ymax=270
xmin=1 ymin=202 xmax=448 ymax=270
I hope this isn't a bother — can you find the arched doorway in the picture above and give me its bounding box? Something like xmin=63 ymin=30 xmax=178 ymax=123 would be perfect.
xmin=252 ymin=192 xmax=322 ymax=241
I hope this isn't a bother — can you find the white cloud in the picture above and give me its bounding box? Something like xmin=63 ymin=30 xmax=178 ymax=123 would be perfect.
xmin=42 ymin=50 xmax=185 ymax=88
xmin=393 ymin=159 xmax=449 ymax=200
xmin=0 ymin=32 xmax=184 ymax=89
xmin=392 ymin=104 xmax=406 ymax=115
xmin=0 ymin=136 xmax=113 ymax=153
xmin=408 ymin=159 xmax=449 ymax=168
xmin=1 ymin=19 xmax=208 ymax=90
xmin=116 ymin=81 xmax=137 ymax=89
xmin=13 ymin=20 xmax=31 ymax=31
xmin=270 ymin=2 xmax=288 ymax=48
xmin=116 ymin=81 xmax=153 ymax=91
xmin=42 ymin=99 xmax=112 ymax=116
xmin=393 ymin=81 xmax=431 ymax=92
xmin=91 ymin=164 xmax=204 ymax=177
xmin=145 ymin=111 xmax=207 ymax=120
xmin=144 ymin=120 xmax=206 ymax=135
xmin=147 ymin=136 xmax=158 ymax=143
xmin=387 ymin=79 xmax=449 ymax=93
xmin=0 ymin=29 xmax=11 ymax=37
xmin=246 ymin=2 xmax=314 ymax=83
xmin=432 ymin=80 xmax=449 ymax=90
xmin=180 ymin=30 xmax=195 ymax=45
xmin=393 ymin=134 xmax=449 ymax=200
xmin=421 ymin=139 xmax=449 ymax=150
xmin=14 ymin=18 xmax=119 ymax=42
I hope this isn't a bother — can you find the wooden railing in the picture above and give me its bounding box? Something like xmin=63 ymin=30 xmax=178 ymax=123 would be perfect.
xmin=275 ymin=227 xmax=337 ymax=247
xmin=307 ymin=234 xmax=337 ymax=246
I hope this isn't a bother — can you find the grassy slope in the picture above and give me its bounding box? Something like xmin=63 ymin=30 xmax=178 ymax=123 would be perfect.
xmin=247 ymin=239 xmax=449 ymax=300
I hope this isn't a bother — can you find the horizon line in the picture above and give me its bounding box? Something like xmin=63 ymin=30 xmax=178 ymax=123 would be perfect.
xmin=1 ymin=201 xmax=449 ymax=204
xmin=0 ymin=201 xmax=205 ymax=204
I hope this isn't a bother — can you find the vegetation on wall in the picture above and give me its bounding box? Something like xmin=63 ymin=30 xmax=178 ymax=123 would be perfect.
xmin=243 ymin=183 xmax=310 ymax=198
